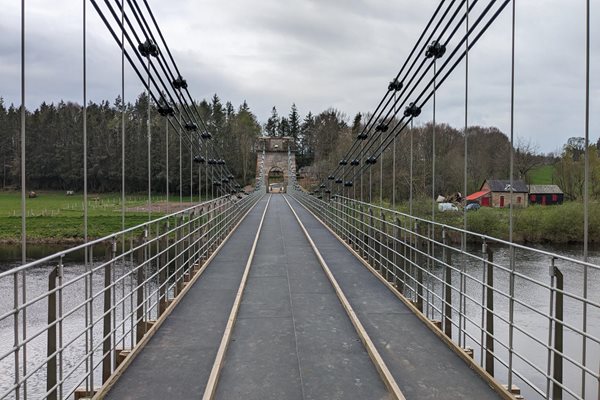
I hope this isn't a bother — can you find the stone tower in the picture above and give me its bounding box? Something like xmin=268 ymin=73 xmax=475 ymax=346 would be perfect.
xmin=256 ymin=136 xmax=296 ymax=190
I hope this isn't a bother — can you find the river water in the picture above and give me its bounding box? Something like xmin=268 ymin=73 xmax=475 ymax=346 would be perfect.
xmin=0 ymin=242 xmax=598 ymax=399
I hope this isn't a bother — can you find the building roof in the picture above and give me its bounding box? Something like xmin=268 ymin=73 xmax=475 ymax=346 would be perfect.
xmin=483 ymin=179 xmax=529 ymax=193
xmin=465 ymin=190 xmax=490 ymax=201
xmin=528 ymin=184 xmax=563 ymax=194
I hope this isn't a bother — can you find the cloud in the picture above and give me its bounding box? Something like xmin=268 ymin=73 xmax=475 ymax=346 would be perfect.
xmin=0 ymin=0 xmax=598 ymax=152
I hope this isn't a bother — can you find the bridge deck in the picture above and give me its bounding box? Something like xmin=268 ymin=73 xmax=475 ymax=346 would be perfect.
xmin=105 ymin=194 xmax=502 ymax=400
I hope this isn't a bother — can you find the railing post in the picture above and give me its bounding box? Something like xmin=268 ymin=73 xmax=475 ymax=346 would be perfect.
xmin=380 ymin=211 xmax=386 ymax=279
xmin=443 ymin=228 xmax=452 ymax=339
xmin=360 ymin=205 xmax=366 ymax=257
xmin=334 ymin=197 xmax=340 ymax=235
xmin=385 ymin=212 xmax=392 ymax=281
xmin=415 ymin=223 xmax=424 ymax=313
xmin=135 ymin=233 xmax=146 ymax=343
xmin=103 ymin=240 xmax=114 ymax=383
xmin=368 ymin=208 xmax=375 ymax=266
xmin=402 ymin=216 xmax=409 ymax=295
xmin=175 ymin=216 xmax=184 ymax=296
xmin=46 ymin=267 xmax=58 ymax=400
xmin=485 ymin=244 xmax=494 ymax=377
xmin=394 ymin=218 xmax=401 ymax=291
xmin=552 ymin=263 xmax=564 ymax=400
xmin=159 ymin=235 xmax=169 ymax=315
xmin=199 ymin=207 xmax=206 ymax=262
xmin=351 ymin=200 xmax=358 ymax=249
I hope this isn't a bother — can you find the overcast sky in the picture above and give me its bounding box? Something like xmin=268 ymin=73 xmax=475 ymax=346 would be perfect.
xmin=0 ymin=0 xmax=598 ymax=153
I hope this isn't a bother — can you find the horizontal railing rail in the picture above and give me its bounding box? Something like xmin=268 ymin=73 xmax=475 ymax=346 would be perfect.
xmin=0 ymin=191 xmax=262 ymax=400
xmin=291 ymin=190 xmax=600 ymax=400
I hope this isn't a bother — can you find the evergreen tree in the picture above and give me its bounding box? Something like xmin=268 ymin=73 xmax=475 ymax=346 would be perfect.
xmin=264 ymin=106 xmax=279 ymax=136
xmin=351 ymin=112 xmax=362 ymax=135
xmin=288 ymin=104 xmax=301 ymax=144
xmin=298 ymin=112 xmax=316 ymax=168
xmin=278 ymin=117 xmax=289 ymax=137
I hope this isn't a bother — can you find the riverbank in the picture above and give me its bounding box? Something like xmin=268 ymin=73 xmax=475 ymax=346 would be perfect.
xmin=0 ymin=191 xmax=200 ymax=243
xmin=381 ymin=198 xmax=600 ymax=244
xmin=1 ymin=191 xmax=598 ymax=244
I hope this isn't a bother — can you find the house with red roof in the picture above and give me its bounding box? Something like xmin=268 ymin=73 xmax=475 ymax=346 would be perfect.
xmin=466 ymin=179 xmax=529 ymax=208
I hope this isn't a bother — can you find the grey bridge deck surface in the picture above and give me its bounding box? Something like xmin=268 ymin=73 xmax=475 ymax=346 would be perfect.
xmin=106 ymin=195 xmax=501 ymax=400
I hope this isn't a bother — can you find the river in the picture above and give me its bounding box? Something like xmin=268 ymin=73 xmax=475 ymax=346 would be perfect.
xmin=0 ymin=242 xmax=598 ymax=399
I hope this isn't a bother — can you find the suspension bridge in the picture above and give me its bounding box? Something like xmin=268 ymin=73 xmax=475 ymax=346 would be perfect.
xmin=1 ymin=1 xmax=598 ymax=400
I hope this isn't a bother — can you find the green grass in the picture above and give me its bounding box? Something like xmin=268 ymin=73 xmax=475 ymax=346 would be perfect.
xmin=0 ymin=191 xmax=200 ymax=242
xmin=375 ymin=197 xmax=599 ymax=244
xmin=528 ymin=164 xmax=555 ymax=184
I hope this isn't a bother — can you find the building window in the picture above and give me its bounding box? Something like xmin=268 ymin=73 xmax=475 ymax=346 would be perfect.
xmin=552 ymin=194 xmax=558 ymax=202
xmin=530 ymin=194 xmax=536 ymax=202
xmin=517 ymin=196 xmax=522 ymax=204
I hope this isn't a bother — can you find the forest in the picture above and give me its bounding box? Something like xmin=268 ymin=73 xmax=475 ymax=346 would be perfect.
xmin=1 ymin=94 xmax=598 ymax=202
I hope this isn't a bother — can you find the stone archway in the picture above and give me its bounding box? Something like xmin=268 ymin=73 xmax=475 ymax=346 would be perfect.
xmin=256 ymin=136 xmax=296 ymax=192
xmin=268 ymin=166 xmax=284 ymax=184
xmin=267 ymin=166 xmax=285 ymax=193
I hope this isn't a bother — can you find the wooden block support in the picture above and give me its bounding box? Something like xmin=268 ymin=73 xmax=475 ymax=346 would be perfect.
xmin=144 ymin=320 xmax=156 ymax=332
xmin=430 ymin=319 xmax=442 ymax=330
xmin=74 ymin=388 xmax=96 ymax=400
xmin=464 ymin=347 xmax=474 ymax=358
xmin=115 ymin=349 xmax=131 ymax=368
xmin=502 ymin=384 xmax=521 ymax=395
xmin=160 ymin=298 xmax=173 ymax=314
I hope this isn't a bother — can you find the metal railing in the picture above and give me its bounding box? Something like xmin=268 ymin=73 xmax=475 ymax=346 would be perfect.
xmin=0 ymin=191 xmax=262 ymax=400
xmin=292 ymin=190 xmax=600 ymax=400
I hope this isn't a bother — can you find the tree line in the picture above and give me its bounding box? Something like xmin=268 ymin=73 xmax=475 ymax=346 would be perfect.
xmin=0 ymin=94 xmax=261 ymax=194
xmin=2 ymin=93 xmax=598 ymax=202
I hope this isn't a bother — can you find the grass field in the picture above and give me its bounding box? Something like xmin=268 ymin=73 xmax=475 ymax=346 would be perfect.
xmin=0 ymin=191 xmax=201 ymax=242
xmin=377 ymin=197 xmax=600 ymax=244
xmin=528 ymin=164 xmax=555 ymax=184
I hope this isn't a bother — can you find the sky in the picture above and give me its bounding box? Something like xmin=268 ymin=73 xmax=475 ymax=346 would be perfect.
xmin=0 ymin=0 xmax=598 ymax=153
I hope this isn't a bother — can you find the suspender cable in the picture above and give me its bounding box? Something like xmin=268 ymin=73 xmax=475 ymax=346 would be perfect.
xmin=432 ymin=60 xmax=437 ymax=225
xmin=380 ymin=130 xmax=383 ymax=204
xmin=206 ymin=146 xmax=209 ymax=200
xmin=392 ymin=93 xmax=396 ymax=209
xmin=19 ymin=0 xmax=26 ymax=397
xmin=507 ymin=0 xmax=516 ymax=390
xmin=190 ymin=141 xmax=193 ymax=201
xmin=147 ymin=57 xmax=152 ymax=222
xmin=120 ymin=0 xmax=127 ymax=352
xmin=166 ymin=118 xmax=169 ymax=214
xmin=83 ymin=0 xmax=93 ymax=393
xmin=179 ymin=111 xmax=182 ymax=203
xmin=409 ymin=120 xmax=414 ymax=216
xmin=582 ymin=0 xmax=590 ymax=395
xmin=462 ymin=1 xmax=469 ymax=246
xmin=460 ymin=0 xmax=470 ymax=349
xmin=121 ymin=0 xmax=126 ymax=235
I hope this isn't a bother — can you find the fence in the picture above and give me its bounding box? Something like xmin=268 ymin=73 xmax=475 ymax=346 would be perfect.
xmin=293 ymin=190 xmax=600 ymax=400
xmin=0 ymin=191 xmax=261 ymax=400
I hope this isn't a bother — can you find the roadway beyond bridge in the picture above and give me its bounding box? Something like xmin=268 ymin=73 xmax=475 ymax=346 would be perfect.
xmin=101 ymin=194 xmax=505 ymax=400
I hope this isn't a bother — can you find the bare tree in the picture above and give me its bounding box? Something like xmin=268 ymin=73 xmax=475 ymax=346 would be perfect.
xmin=515 ymin=137 xmax=543 ymax=182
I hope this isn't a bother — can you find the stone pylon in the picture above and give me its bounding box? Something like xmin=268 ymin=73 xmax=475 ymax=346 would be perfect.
xmin=256 ymin=136 xmax=296 ymax=191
